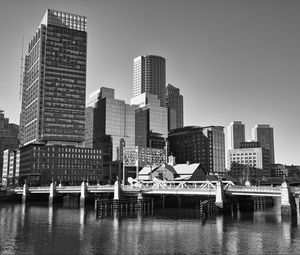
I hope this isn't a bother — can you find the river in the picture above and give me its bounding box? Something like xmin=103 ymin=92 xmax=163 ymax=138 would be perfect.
xmin=1 ymin=199 xmax=300 ymax=255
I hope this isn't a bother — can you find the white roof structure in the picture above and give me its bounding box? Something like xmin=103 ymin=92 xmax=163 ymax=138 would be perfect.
xmin=138 ymin=162 xmax=202 ymax=181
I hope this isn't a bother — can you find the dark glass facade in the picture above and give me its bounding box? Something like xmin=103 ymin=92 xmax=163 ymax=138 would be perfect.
xmin=166 ymin=84 xmax=183 ymax=131
xmin=168 ymin=126 xmax=226 ymax=173
xmin=135 ymin=107 xmax=149 ymax=148
xmin=168 ymin=126 xmax=209 ymax=170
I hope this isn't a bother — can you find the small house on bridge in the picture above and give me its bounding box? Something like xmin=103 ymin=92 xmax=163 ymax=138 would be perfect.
xmin=138 ymin=156 xmax=207 ymax=181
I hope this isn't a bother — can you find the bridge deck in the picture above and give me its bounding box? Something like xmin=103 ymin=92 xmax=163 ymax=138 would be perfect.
xmin=12 ymin=181 xmax=298 ymax=197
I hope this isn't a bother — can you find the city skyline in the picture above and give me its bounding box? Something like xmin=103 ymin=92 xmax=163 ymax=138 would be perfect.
xmin=0 ymin=0 xmax=300 ymax=165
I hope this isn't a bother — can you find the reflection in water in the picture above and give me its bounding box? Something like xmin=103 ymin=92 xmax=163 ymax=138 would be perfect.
xmin=48 ymin=205 xmax=53 ymax=233
xmin=215 ymin=216 xmax=223 ymax=248
xmin=0 ymin=203 xmax=300 ymax=254
xmin=79 ymin=206 xmax=85 ymax=241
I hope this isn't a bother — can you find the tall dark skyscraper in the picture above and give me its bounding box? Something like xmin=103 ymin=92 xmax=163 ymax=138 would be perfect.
xmin=20 ymin=9 xmax=87 ymax=146
xmin=133 ymin=55 xmax=166 ymax=107
xmin=252 ymin=124 xmax=275 ymax=164
xmin=166 ymin=83 xmax=183 ymax=131
xmin=227 ymin=121 xmax=245 ymax=150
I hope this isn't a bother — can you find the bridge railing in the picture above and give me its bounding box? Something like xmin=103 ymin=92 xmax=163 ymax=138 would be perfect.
xmin=136 ymin=180 xmax=234 ymax=191
xmin=227 ymin=185 xmax=281 ymax=193
xmin=56 ymin=186 xmax=81 ymax=190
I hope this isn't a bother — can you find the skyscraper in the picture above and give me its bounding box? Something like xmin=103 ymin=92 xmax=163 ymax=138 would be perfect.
xmin=166 ymin=83 xmax=183 ymax=131
xmin=227 ymin=121 xmax=245 ymax=150
xmin=131 ymin=93 xmax=167 ymax=149
xmin=20 ymin=9 xmax=87 ymax=146
xmin=252 ymin=124 xmax=275 ymax=164
xmin=133 ymin=55 xmax=166 ymax=107
xmin=85 ymin=87 xmax=136 ymax=161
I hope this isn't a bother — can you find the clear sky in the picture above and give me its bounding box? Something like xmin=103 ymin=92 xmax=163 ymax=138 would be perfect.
xmin=0 ymin=0 xmax=299 ymax=165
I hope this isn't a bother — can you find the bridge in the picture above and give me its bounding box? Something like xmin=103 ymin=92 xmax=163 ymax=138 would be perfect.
xmin=10 ymin=179 xmax=300 ymax=216
xmin=14 ymin=185 xmax=114 ymax=195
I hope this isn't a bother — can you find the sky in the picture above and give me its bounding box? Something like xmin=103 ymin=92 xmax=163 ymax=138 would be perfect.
xmin=0 ymin=0 xmax=299 ymax=165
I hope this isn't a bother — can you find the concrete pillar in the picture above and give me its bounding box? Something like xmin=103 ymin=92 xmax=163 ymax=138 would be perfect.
xmin=215 ymin=180 xmax=224 ymax=209
xmin=113 ymin=177 xmax=120 ymax=200
xmin=49 ymin=181 xmax=57 ymax=204
xmin=80 ymin=181 xmax=87 ymax=207
xmin=136 ymin=191 xmax=143 ymax=209
xmin=22 ymin=182 xmax=29 ymax=203
xmin=281 ymin=181 xmax=291 ymax=216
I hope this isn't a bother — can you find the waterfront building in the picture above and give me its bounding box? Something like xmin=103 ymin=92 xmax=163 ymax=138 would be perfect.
xmin=2 ymin=149 xmax=20 ymax=186
xmin=2 ymin=150 xmax=9 ymax=186
xmin=85 ymin=87 xmax=136 ymax=161
xmin=168 ymin=126 xmax=208 ymax=169
xmin=0 ymin=110 xmax=19 ymax=181
xmin=227 ymin=141 xmax=271 ymax=181
xmin=20 ymin=9 xmax=87 ymax=146
xmin=252 ymin=124 xmax=275 ymax=164
xmin=166 ymin=83 xmax=183 ymax=131
xmin=102 ymin=161 xmax=122 ymax=184
xmin=15 ymin=143 xmax=102 ymax=185
xmin=168 ymin=126 xmax=225 ymax=173
xmin=133 ymin=55 xmax=166 ymax=107
xmin=131 ymin=93 xmax=167 ymax=149
xmin=227 ymin=121 xmax=245 ymax=150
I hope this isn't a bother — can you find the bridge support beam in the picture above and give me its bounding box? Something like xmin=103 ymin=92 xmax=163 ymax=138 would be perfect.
xmin=113 ymin=177 xmax=120 ymax=200
xmin=215 ymin=180 xmax=224 ymax=209
xmin=22 ymin=182 xmax=29 ymax=203
xmin=280 ymin=181 xmax=296 ymax=216
xmin=49 ymin=181 xmax=57 ymax=205
xmin=113 ymin=178 xmax=121 ymax=210
xmin=80 ymin=181 xmax=88 ymax=207
xmin=136 ymin=192 xmax=143 ymax=209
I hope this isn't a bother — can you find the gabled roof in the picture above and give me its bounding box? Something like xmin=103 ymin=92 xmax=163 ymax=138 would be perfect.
xmin=173 ymin=163 xmax=201 ymax=175
xmin=155 ymin=164 xmax=177 ymax=175
xmin=138 ymin=165 xmax=159 ymax=175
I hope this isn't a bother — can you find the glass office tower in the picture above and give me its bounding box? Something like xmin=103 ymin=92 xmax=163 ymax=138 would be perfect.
xmin=252 ymin=124 xmax=275 ymax=164
xmin=20 ymin=9 xmax=87 ymax=146
xmin=133 ymin=55 xmax=166 ymax=107
xmin=166 ymin=83 xmax=183 ymax=131
xmin=227 ymin=121 xmax=245 ymax=150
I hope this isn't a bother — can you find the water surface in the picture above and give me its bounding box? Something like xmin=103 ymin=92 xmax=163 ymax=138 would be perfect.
xmin=0 ymin=201 xmax=300 ymax=254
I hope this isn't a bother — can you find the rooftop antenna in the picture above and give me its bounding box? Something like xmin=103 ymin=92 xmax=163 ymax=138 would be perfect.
xmin=19 ymin=36 xmax=24 ymax=101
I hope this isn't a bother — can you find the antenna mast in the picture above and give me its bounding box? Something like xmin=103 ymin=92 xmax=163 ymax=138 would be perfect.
xmin=19 ymin=36 xmax=24 ymax=101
